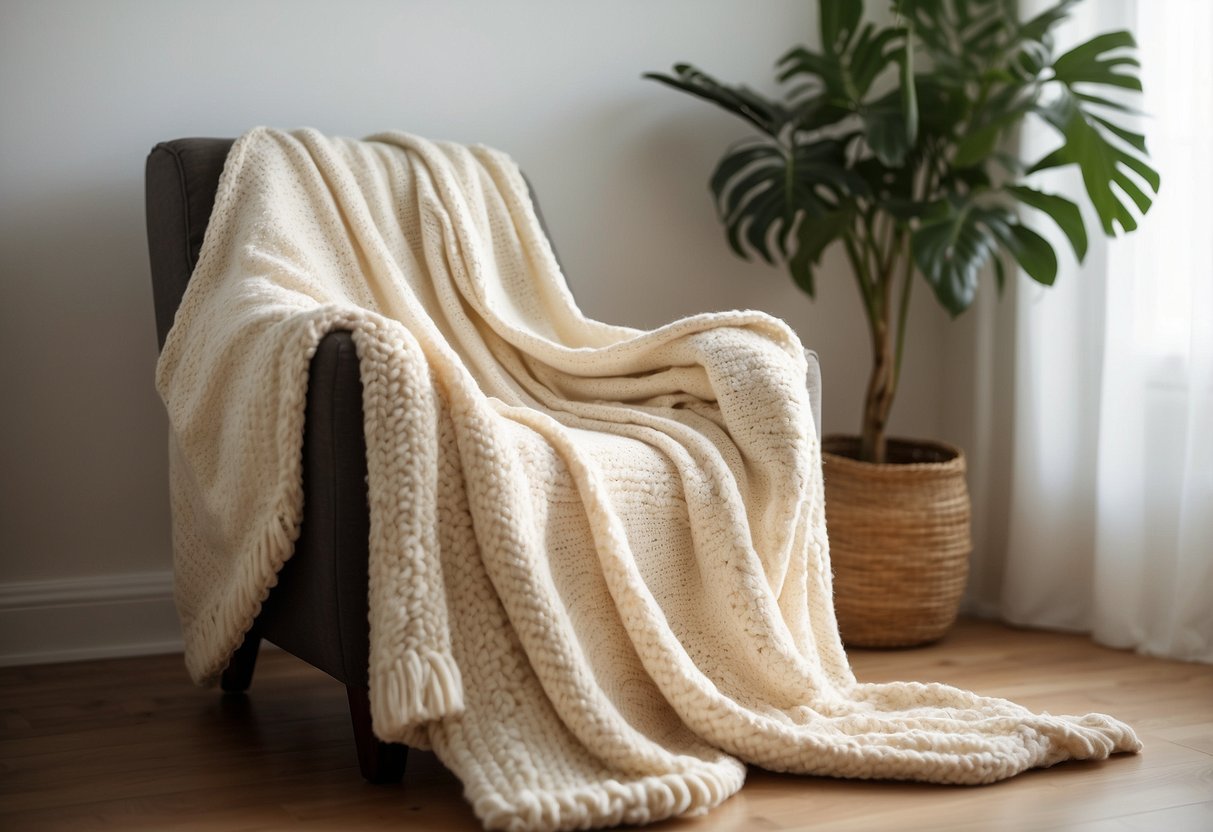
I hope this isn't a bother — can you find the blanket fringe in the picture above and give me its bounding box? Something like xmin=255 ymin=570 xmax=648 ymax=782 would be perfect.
xmin=180 ymin=505 xmax=301 ymax=686
xmin=370 ymin=648 xmax=465 ymax=741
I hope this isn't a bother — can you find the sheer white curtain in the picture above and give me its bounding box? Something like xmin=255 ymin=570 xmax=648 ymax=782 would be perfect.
xmin=1000 ymin=0 xmax=1213 ymax=663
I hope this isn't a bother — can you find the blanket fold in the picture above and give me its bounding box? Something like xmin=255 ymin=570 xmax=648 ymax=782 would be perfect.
xmin=158 ymin=127 xmax=1139 ymax=831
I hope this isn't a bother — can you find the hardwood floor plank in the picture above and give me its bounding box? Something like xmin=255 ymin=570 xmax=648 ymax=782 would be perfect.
xmin=0 ymin=619 xmax=1209 ymax=831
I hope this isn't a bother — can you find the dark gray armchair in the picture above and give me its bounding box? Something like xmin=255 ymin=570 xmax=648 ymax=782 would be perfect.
xmin=147 ymin=138 xmax=408 ymax=783
xmin=144 ymin=137 xmax=823 ymax=786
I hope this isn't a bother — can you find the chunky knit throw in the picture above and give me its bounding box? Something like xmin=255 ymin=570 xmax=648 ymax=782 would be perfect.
xmin=157 ymin=127 xmax=1140 ymax=831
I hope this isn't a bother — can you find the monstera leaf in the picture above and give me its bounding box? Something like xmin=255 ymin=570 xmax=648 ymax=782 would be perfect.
xmin=642 ymin=64 xmax=790 ymax=136
xmin=779 ymin=17 xmax=911 ymax=164
xmin=709 ymin=138 xmax=863 ymax=275
xmin=1032 ymin=31 xmax=1160 ymax=234
xmin=911 ymin=201 xmax=1000 ymax=316
xmin=899 ymin=0 xmax=1019 ymax=76
xmin=778 ymin=27 xmax=904 ymax=107
xmin=789 ymin=206 xmax=857 ymax=298
xmin=1006 ymin=184 xmax=1088 ymax=261
xmin=912 ymin=197 xmax=1057 ymax=316
xmin=860 ymin=89 xmax=915 ymax=166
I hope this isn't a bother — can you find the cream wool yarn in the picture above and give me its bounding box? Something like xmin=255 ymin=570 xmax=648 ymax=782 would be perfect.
xmin=157 ymin=127 xmax=1140 ymax=832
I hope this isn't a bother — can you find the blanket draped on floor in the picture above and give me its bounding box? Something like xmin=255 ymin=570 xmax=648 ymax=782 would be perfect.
xmin=157 ymin=127 xmax=1139 ymax=831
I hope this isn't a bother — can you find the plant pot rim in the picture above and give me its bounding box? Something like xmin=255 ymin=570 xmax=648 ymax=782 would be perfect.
xmin=822 ymin=434 xmax=965 ymax=474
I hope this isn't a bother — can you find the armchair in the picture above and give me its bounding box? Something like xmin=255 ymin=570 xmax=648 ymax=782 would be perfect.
xmin=144 ymin=136 xmax=823 ymax=785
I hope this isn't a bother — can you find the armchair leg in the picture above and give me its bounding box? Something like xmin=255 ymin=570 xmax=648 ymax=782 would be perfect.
xmin=346 ymin=684 xmax=408 ymax=784
xmin=220 ymin=631 xmax=261 ymax=693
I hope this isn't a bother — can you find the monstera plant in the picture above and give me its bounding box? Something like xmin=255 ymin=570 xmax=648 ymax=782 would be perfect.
xmin=646 ymin=0 xmax=1157 ymax=464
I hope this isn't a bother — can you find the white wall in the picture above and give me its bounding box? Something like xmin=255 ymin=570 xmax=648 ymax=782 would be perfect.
xmin=0 ymin=0 xmax=950 ymax=663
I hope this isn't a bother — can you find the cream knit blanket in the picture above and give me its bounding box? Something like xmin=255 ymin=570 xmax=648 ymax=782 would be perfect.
xmin=157 ymin=127 xmax=1139 ymax=831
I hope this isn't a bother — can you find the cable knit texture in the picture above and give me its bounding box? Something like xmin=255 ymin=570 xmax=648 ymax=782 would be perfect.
xmin=157 ymin=127 xmax=1140 ymax=831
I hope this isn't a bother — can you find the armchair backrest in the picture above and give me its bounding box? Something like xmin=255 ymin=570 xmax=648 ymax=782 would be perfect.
xmin=144 ymin=136 xmax=565 ymax=353
xmin=145 ymin=138 xmax=235 ymax=351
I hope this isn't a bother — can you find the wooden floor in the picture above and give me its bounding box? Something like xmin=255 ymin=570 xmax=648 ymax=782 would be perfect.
xmin=1 ymin=619 xmax=1210 ymax=831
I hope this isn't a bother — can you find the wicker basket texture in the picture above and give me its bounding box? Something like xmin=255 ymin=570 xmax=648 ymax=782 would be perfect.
xmin=822 ymin=435 xmax=972 ymax=647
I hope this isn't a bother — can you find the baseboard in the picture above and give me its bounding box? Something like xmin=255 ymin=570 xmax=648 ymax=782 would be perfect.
xmin=0 ymin=571 xmax=183 ymax=667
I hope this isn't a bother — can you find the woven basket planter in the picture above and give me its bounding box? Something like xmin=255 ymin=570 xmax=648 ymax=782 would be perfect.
xmin=821 ymin=435 xmax=971 ymax=648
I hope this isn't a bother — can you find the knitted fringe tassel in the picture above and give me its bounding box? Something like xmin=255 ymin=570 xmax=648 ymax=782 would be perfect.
xmin=370 ymin=648 xmax=465 ymax=741
xmin=182 ymin=505 xmax=302 ymax=687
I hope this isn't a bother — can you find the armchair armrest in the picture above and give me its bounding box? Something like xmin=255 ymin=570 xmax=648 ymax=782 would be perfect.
xmin=806 ymin=349 xmax=822 ymax=443
xmin=255 ymin=329 xmax=373 ymax=687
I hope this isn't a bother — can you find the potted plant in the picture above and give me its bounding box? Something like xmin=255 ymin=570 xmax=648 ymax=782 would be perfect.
xmin=646 ymin=0 xmax=1156 ymax=645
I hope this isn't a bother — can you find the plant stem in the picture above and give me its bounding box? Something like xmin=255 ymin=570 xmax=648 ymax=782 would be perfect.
xmin=859 ymin=310 xmax=894 ymax=464
xmin=857 ymin=147 xmax=939 ymax=463
xmin=857 ymin=213 xmax=900 ymax=465
xmin=843 ymin=234 xmax=879 ymax=329
xmin=879 ymin=210 xmax=898 ymax=278
xmin=893 ymin=232 xmax=914 ymax=389
xmin=857 ymin=141 xmax=941 ymax=465
xmin=859 ymin=214 xmax=883 ymax=306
